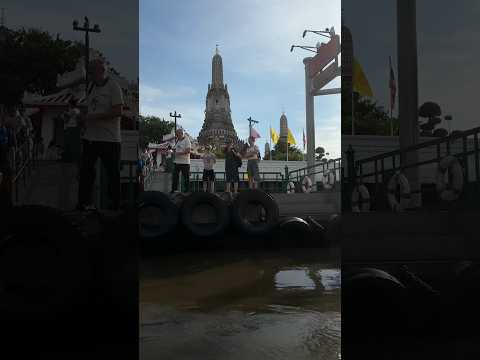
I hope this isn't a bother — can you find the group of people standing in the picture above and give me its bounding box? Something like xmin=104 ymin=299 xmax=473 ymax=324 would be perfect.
xmin=168 ymin=129 xmax=261 ymax=194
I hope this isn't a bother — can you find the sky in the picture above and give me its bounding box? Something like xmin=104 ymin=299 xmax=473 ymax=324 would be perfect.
xmin=2 ymin=0 xmax=138 ymax=81
xmin=343 ymin=0 xmax=480 ymax=132
xmin=140 ymin=0 xmax=341 ymax=158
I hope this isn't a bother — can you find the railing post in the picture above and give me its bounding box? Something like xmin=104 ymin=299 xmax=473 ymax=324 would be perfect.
xmin=346 ymin=145 xmax=356 ymax=211
xmin=346 ymin=144 xmax=356 ymax=185
xmin=284 ymin=165 xmax=289 ymax=192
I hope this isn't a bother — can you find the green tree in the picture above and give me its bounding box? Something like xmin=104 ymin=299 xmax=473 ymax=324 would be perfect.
xmin=139 ymin=115 xmax=175 ymax=148
xmin=314 ymin=147 xmax=332 ymax=162
xmin=271 ymin=143 xmax=304 ymax=161
xmin=0 ymin=27 xmax=84 ymax=106
xmin=342 ymin=95 xmax=399 ymax=135
xmin=418 ymin=102 xmax=450 ymax=137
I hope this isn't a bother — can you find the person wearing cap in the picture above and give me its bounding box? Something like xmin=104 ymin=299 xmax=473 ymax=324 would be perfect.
xmin=77 ymin=58 xmax=124 ymax=211
xmin=245 ymin=136 xmax=261 ymax=189
xmin=170 ymin=127 xmax=191 ymax=193
xmin=202 ymin=144 xmax=216 ymax=193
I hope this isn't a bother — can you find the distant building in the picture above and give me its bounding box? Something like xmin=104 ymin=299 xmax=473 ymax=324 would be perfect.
xmin=264 ymin=142 xmax=271 ymax=158
xmin=197 ymin=46 xmax=242 ymax=151
xmin=279 ymin=112 xmax=288 ymax=146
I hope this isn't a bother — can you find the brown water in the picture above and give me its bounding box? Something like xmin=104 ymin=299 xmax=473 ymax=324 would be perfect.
xmin=140 ymin=248 xmax=340 ymax=360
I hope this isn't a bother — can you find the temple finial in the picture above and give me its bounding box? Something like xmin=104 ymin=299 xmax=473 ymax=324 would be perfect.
xmin=215 ymin=44 xmax=219 ymax=55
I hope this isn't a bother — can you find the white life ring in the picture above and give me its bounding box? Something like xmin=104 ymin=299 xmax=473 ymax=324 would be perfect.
xmin=351 ymin=184 xmax=370 ymax=212
xmin=387 ymin=172 xmax=411 ymax=212
xmin=287 ymin=181 xmax=296 ymax=194
xmin=436 ymin=155 xmax=463 ymax=201
xmin=328 ymin=171 xmax=336 ymax=186
xmin=301 ymin=176 xmax=313 ymax=193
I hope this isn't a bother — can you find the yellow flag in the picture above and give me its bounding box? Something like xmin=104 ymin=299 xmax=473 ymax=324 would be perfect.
xmin=270 ymin=127 xmax=279 ymax=144
xmin=287 ymin=128 xmax=296 ymax=145
xmin=353 ymin=57 xmax=373 ymax=97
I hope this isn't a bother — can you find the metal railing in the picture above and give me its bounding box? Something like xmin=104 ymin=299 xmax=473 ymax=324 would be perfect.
xmin=120 ymin=160 xmax=138 ymax=206
xmin=343 ymin=127 xmax=480 ymax=211
xmin=11 ymin=137 xmax=38 ymax=204
xmin=288 ymin=158 xmax=342 ymax=188
xmin=352 ymin=127 xmax=480 ymax=184
xmin=188 ymin=171 xmax=285 ymax=193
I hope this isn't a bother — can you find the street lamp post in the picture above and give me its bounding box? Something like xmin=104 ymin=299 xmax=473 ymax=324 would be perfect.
xmin=73 ymin=17 xmax=101 ymax=91
xmin=169 ymin=111 xmax=182 ymax=135
xmin=247 ymin=116 xmax=258 ymax=139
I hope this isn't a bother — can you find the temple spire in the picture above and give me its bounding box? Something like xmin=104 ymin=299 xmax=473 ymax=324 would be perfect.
xmin=212 ymin=45 xmax=224 ymax=87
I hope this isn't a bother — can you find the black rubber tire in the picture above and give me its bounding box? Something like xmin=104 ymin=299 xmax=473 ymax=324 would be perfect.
xmin=138 ymin=191 xmax=178 ymax=239
xmin=343 ymin=267 xmax=409 ymax=340
xmin=231 ymin=189 xmax=279 ymax=236
xmin=325 ymin=214 xmax=341 ymax=246
xmin=277 ymin=217 xmax=312 ymax=247
xmin=0 ymin=205 xmax=92 ymax=324
xmin=447 ymin=261 xmax=480 ymax=334
xmin=305 ymin=216 xmax=327 ymax=246
xmin=181 ymin=192 xmax=230 ymax=237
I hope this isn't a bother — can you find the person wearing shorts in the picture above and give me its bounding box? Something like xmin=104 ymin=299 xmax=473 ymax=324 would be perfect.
xmin=245 ymin=136 xmax=261 ymax=189
xmin=202 ymin=145 xmax=216 ymax=193
xmin=224 ymin=141 xmax=241 ymax=193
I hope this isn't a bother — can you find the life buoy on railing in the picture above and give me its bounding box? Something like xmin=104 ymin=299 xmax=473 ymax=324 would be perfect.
xmin=436 ymin=155 xmax=464 ymax=201
xmin=286 ymin=181 xmax=296 ymax=194
xmin=351 ymin=184 xmax=370 ymax=212
xmin=387 ymin=172 xmax=411 ymax=212
xmin=301 ymin=176 xmax=313 ymax=193
xmin=328 ymin=170 xmax=336 ymax=186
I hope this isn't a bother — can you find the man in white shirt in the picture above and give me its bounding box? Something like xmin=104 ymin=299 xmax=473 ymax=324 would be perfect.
xmin=170 ymin=128 xmax=191 ymax=193
xmin=77 ymin=58 xmax=124 ymax=211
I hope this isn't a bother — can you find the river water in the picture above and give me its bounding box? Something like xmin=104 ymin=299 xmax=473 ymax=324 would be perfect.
xmin=140 ymin=248 xmax=340 ymax=360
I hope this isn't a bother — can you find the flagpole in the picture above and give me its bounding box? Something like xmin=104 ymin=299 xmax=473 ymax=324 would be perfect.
xmin=351 ymin=91 xmax=355 ymax=135
xmin=269 ymin=125 xmax=273 ymax=161
xmin=390 ymin=108 xmax=393 ymax=136
xmin=389 ymin=56 xmax=393 ymax=137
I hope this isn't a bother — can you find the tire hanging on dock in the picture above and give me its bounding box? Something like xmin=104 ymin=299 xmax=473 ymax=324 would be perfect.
xmin=436 ymin=155 xmax=464 ymax=201
xmin=387 ymin=172 xmax=411 ymax=212
xmin=231 ymin=189 xmax=279 ymax=236
xmin=181 ymin=192 xmax=230 ymax=237
xmin=276 ymin=217 xmax=312 ymax=247
xmin=138 ymin=191 xmax=179 ymax=239
xmin=343 ymin=267 xmax=409 ymax=339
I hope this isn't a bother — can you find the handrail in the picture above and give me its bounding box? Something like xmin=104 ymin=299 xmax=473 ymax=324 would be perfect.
xmin=356 ymin=127 xmax=480 ymax=167
xmin=288 ymin=157 xmax=342 ymax=183
xmin=11 ymin=137 xmax=37 ymax=204
xmin=188 ymin=171 xmax=285 ymax=193
xmin=342 ymin=126 xmax=480 ymax=212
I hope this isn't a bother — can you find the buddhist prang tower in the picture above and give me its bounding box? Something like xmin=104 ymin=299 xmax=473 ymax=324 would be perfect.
xmin=198 ymin=46 xmax=240 ymax=150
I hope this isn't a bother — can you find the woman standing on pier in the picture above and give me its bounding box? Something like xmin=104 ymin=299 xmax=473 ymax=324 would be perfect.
xmin=224 ymin=141 xmax=241 ymax=194
xmin=245 ymin=136 xmax=261 ymax=190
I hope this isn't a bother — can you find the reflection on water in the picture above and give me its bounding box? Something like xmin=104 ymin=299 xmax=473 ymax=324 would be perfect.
xmin=140 ymin=249 xmax=340 ymax=360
